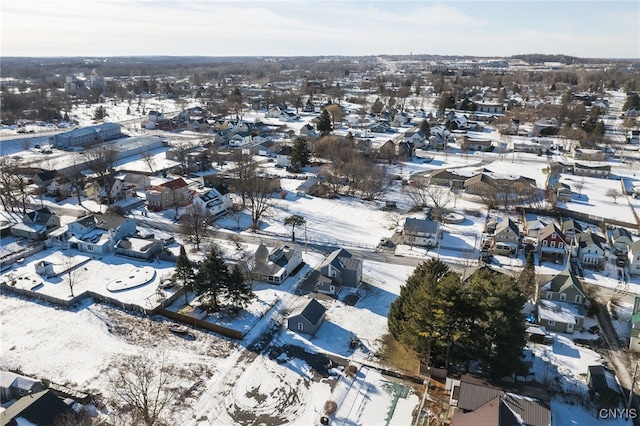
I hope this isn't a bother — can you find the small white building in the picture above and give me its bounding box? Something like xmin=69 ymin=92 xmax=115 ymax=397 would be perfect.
xmin=192 ymin=186 xmax=232 ymax=218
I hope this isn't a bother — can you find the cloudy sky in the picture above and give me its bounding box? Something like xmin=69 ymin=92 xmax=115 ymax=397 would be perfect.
xmin=2 ymin=0 xmax=638 ymax=58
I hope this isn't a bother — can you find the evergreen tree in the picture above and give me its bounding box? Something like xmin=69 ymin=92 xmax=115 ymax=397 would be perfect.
xmin=225 ymin=264 xmax=254 ymax=313
xmin=93 ymin=105 xmax=109 ymax=121
xmin=196 ymin=246 xmax=229 ymax=311
xmin=174 ymin=245 xmax=196 ymax=305
xmin=419 ymin=119 xmax=431 ymax=136
xmin=371 ymin=97 xmax=384 ymax=116
xmin=317 ymin=109 xmax=332 ymax=136
xmin=517 ymin=251 xmax=537 ymax=300
xmin=289 ymin=137 xmax=311 ymax=173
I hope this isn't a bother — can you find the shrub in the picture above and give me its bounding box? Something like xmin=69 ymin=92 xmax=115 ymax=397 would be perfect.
xmin=324 ymin=400 xmax=337 ymax=415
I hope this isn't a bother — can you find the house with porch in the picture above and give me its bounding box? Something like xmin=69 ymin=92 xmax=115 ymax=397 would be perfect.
xmin=574 ymin=231 xmax=607 ymax=270
xmin=253 ymin=244 xmax=303 ymax=284
xmin=66 ymin=214 xmax=136 ymax=254
xmin=492 ymin=218 xmax=520 ymax=255
xmin=316 ymin=248 xmax=363 ymax=296
xmin=537 ymin=223 xmax=568 ymax=262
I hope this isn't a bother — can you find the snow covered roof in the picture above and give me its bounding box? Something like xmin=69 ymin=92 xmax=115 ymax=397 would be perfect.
xmin=537 ymin=299 xmax=585 ymax=324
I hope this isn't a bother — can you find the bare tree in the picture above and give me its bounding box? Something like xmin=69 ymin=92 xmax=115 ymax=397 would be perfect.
xmin=425 ymin=185 xmax=452 ymax=209
xmin=180 ymin=202 xmax=212 ymax=250
xmin=606 ymin=188 xmax=621 ymax=203
xmin=83 ymin=145 xmax=118 ymax=205
xmin=108 ymin=352 xmax=177 ymax=426
xmin=574 ymin=177 xmax=585 ymax=199
xmin=63 ymin=256 xmax=83 ymax=298
xmin=358 ymin=164 xmax=391 ymax=201
xmin=141 ymin=148 xmax=156 ymax=174
xmin=247 ymin=176 xmax=275 ymax=231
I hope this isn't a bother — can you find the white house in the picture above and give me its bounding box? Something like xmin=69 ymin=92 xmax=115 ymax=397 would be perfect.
xmin=403 ymin=218 xmax=440 ymax=247
xmin=192 ymin=186 xmax=232 ymax=218
xmin=276 ymin=146 xmax=293 ymax=168
xmin=629 ymin=240 xmax=640 ymax=276
xmin=67 ymin=214 xmax=136 ymax=254
xmin=229 ymin=132 xmax=253 ymax=147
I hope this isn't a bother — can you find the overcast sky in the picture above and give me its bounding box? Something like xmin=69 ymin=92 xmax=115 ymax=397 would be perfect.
xmin=2 ymin=0 xmax=639 ymax=58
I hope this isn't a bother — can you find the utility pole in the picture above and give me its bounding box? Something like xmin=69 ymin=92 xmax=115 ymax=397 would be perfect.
xmin=628 ymin=362 xmax=638 ymax=409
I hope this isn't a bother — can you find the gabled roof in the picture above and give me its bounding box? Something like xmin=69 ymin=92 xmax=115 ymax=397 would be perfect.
xmin=36 ymin=170 xmax=56 ymax=182
xmin=538 ymin=223 xmax=566 ymax=242
xmin=576 ymin=232 xmax=607 ymax=251
xmin=277 ymin=146 xmax=293 ymax=156
xmin=611 ymin=227 xmax=632 ymax=241
xmin=542 ymin=268 xmax=585 ymax=296
xmin=404 ymin=217 xmax=440 ymax=235
xmin=561 ymin=219 xmax=583 ymax=234
xmin=161 ymin=178 xmax=188 ymax=191
xmin=495 ymin=218 xmax=519 ymax=236
xmin=298 ymin=298 xmax=326 ymax=325
xmin=0 ymin=389 xmax=72 ymax=425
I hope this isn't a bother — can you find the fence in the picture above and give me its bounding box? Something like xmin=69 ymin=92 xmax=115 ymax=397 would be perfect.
xmin=158 ymin=307 xmax=244 ymax=339
xmin=256 ymin=229 xmax=375 ymax=250
xmin=0 ymin=242 xmax=46 ymax=268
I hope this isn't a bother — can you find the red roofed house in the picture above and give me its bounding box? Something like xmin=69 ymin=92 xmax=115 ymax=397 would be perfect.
xmin=145 ymin=178 xmax=191 ymax=211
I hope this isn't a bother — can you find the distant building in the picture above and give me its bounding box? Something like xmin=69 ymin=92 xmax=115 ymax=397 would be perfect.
xmin=52 ymin=123 xmax=122 ymax=148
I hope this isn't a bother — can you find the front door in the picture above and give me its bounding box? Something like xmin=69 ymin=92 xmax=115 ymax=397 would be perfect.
xmin=567 ymin=322 xmax=574 ymax=333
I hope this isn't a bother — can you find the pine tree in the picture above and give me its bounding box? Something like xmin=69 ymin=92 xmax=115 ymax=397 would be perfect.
xmin=517 ymin=251 xmax=537 ymax=300
xmin=289 ymin=137 xmax=311 ymax=173
xmin=225 ymin=264 xmax=254 ymax=313
xmin=174 ymin=245 xmax=196 ymax=305
xmin=316 ymin=109 xmax=332 ymax=135
xmin=419 ymin=119 xmax=430 ymax=136
xmin=196 ymin=246 xmax=229 ymax=311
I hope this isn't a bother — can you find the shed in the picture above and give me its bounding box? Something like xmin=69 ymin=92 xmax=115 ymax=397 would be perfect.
xmin=287 ymin=298 xmax=326 ymax=336
xmin=588 ymin=365 xmax=622 ymax=406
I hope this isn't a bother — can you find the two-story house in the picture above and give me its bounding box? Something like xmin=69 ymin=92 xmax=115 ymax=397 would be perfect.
xmin=403 ymin=218 xmax=440 ymax=248
xmin=492 ymin=218 xmax=520 ymax=256
xmin=316 ymin=248 xmax=363 ymax=296
xmin=629 ymin=240 xmax=640 ymax=276
xmin=145 ymin=178 xmax=190 ymax=211
xmin=610 ymin=227 xmax=634 ymax=254
xmin=537 ymin=268 xmax=586 ymax=333
xmin=537 ymin=223 xmax=568 ymax=263
xmin=574 ymin=231 xmax=607 ymax=270
xmin=192 ymin=186 xmax=232 ymax=218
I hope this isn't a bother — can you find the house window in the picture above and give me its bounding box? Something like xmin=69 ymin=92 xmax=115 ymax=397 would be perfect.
xmin=559 ymin=242 xmax=564 ymax=249
xmin=548 ymin=320 xmax=555 ymax=326
xmin=542 ymin=240 xmax=548 ymax=247
xmin=575 ymin=295 xmax=582 ymax=303
xmin=551 ymin=234 xmax=556 ymax=239
xmin=330 ymin=285 xmax=335 ymax=293
xmin=560 ymin=293 xmax=566 ymax=301
xmin=546 ymin=292 xmax=553 ymax=299
xmin=297 ymin=323 xmax=304 ymax=330
xmin=550 ymin=241 xmax=555 ymax=248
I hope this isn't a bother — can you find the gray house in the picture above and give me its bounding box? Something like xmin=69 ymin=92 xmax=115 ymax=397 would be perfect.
xmin=403 ymin=218 xmax=440 ymax=247
xmin=539 ymin=268 xmax=586 ymax=305
xmin=537 ymin=298 xmax=585 ymax=333
xmin=316 ymin=248 xmax=363 ymax=296
xmin=0 ymin=371 xmax=46 ymax=402
xmin=287 ymin=298 xmax=326 ymax=335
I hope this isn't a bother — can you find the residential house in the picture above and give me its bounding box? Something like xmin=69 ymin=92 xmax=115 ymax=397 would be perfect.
xmin=229 ymin=131 xmax=253 ymax=147
xmin=115 ymin=237 xmax=163 ymax=261
xmin=474 ymin=101 xmax=505 ymax=114
xmin=192 ymin=186 xmax=232 ymax=218
xmin=492 ymin=218 xmax=520 ymax=256
xmin=629 ymin=296 xmax=640 ymax=352
xmin=459 ymin=136 xmax=493 ymax=152
xmin=295 ymin=178 xmax=319 ymax=197
xmin=0 ymin=389 xmax=74 ymax=426
xmin=276 ymin=146 xmax=293 ymax=168
xmin=145 ymin=178 xmax=191 ymax=211
xmin=403 ymin=130 xmax=426 ymax=146
xmin=398 ymin=141 xmax=416 ymax=159
xmin=449 ymin=376 xmax=550 ymax=426
xmin=539 ymin=268 xmax=586 ymax=305
xmin=428 ymin=169 xmax=473 ymax=189
xmin=0 ymin=371 xmax=46 ymax=402
xmin=560 ymin=219 xmax=583 ymax=243
xmin=287 ymin=298 xmax=326 ymax=335
xmin=316 ymin=248 xmax=363 ymax=296
xmin=33 ymin=170 xmax=57 ymax=194
xmin=537 ymin=223 xmax=568 ymax=262
xmin=533 ymin=117 xmax=560 ymax=136
xmin=378 ymin=140 xmax=396 ymax=162
xmin=574 ymin=231 xmax=607 ymax=269
xmin=148 ymin=110 xmax=164 ymax=123
xmin=524 ymin=217 xmax=547 ymax=238
xmin=629 ymin=240 xmax=640 ymax=276
xmin=46 ymin=174 xmax=72 ymax=198
xmin=108 ymin=175 xmax=136 ymax=202
xmin=587 ymin=365 xmax=622 ymax=406
xmin=536 ymin=298 xmax=585 ymax=333
xmin=299 ymin=123 xmax=317 ymax=137
xmin=574 ymin=162 xmax=611 ymax=178
xmin=403 ymin=218 xmax=440 ymax=248
xmin=610 ymin=227 xmax=634 ymax=254
xmin=551 ymin=182 xmax=572 ymax=202
xmin=10 ymin=207 xmax=60 ymax=240
xmin=67 ymin=214 xmax=136 ymax=254
xmin=573 ymin=148 xmax=605 ymax=161
xmin=253 ymin=244 xmax=303 ymax=284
